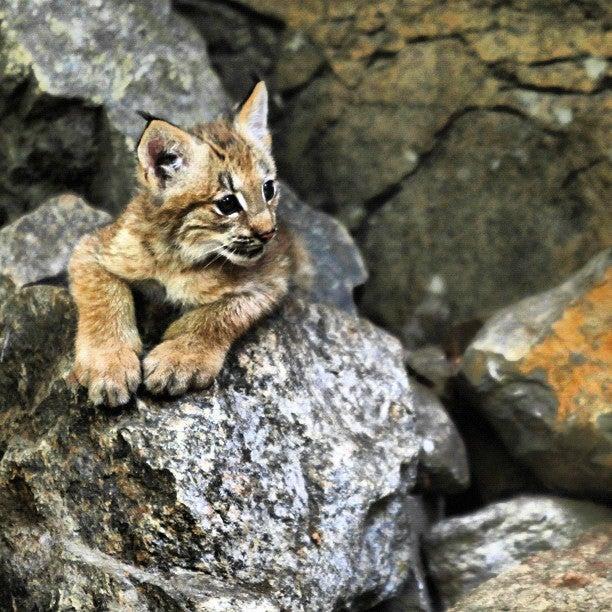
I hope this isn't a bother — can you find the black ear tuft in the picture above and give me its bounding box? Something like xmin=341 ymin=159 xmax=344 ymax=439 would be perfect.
xmin=137 ymin=110 xmax=164 ymax=123
xmin=136 ymin=111 xmax=165 ymax=150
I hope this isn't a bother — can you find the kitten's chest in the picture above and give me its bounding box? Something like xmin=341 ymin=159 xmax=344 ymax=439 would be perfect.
xmin=154 ymin=268 xmax=239 ymax=307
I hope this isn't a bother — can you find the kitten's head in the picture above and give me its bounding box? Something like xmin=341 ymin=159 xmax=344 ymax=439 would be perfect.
xmin=136 ymin=82 xmax=278 ymax=266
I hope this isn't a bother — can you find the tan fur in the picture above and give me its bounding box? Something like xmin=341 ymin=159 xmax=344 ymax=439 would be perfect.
xmin=69 ymin=83 xmax=301 ymax=406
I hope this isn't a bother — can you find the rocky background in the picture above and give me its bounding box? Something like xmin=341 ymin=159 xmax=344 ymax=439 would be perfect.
xmin=0 ymin=1 xmax=610 ymax=611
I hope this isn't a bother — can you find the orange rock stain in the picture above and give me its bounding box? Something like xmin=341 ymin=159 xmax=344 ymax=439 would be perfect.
xmin=518 ymin=268 xmax=611 ymax=424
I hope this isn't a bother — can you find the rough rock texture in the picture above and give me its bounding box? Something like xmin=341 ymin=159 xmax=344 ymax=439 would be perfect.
xmin=462 ymin=249 xmax=612 ymax=497
xmin=179 ymin=0 xmax=611 ymax=340
xmin=405 ymin=345 xmax=458 ymax=395
xmin=361 ymin=110 xmax=610 ymax=337
xmin=412 ymin=383 xmax=469 ymax=495
xmin=0 ymin=0 xmax=228 ymax=222
xmin=0 ymin=276 xmax=442 ymax=610
xmin=449 ymin=526 xmax=612 ymax=612
xmin=426 ymin=495 xmax=612 ymax=608
xmin=0 ymin=194 xmax=110 ymax=286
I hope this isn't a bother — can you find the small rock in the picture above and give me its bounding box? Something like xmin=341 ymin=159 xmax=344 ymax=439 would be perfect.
xmin=412 ymin=383 xmax=469 ymax=494
xmin=0 ymin=194 xmax=110 ymax=287
xmin=449 ymin=526 xmax=612 ymax=612
xmin=462 ymin=249 xmax=612 ymax=497
xmin=426 ymin=495 xmax=612 ymax=608
xmin=404 ymin=345 xmax=458 ymax=393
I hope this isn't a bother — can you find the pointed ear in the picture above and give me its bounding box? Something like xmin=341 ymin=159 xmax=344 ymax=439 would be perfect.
xmin=137 ymin=119 xmax=195 ymax=190
xmin=234 ymin=81 xmax=271 ymax=150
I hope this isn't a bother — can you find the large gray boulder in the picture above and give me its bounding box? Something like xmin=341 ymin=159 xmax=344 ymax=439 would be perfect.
xmin=0 ymin=277 xmax=450 ymax=610
xmin=462 ymin=250 xmax=612 ymax=497
xmin=0 ymin=0 xmax=228 ymax=221
xmin=426 ymin=495 xmax=612 ymax=608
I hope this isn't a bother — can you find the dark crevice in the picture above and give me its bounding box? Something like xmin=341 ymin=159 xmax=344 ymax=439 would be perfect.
xmin=403 ymin=28 xmax=497 ymax=46
xmin=353 ymin=180 xmax=405 ymax=243
xmin=362 ymin=182 xmax=403 ymax=216
xmin=174 ymin=0 xmax=284 ymax=32
xmin=526 ymin=54 xmax=592 ymax=67
xmin=489 ymin=64 xmax=609 ymax=96
xmin=365 ymin=48 xmax=401 ymax=69
xmin=0 ymin=73 xmax=35 ymax=121
xmin=561 ymin=157 xmax=606 ymax=189
xmin=276 ymin=61 xmax=330 ymax=102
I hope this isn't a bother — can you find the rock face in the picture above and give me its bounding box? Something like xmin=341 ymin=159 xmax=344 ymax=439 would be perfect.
xmin=449 ymin=526 xmax=612 ymax=612
xmin=178 ymin=0 xmax=611 ymax=340
xmin=174 ymin=0 xmax=283 ymax=102
xmin=0 ymin=194 xmax=110 ymax=286
xmin=0 ymin=0 xmax=228 ymax=222
xmin=462 ymin=250 xmax=612 ymax=497
xmin=426 ymin=496 xmax=612 ymax=608
xmin=360 ymin=110 xmax=609 ymax=337
xmin=0 ymin=275 xmax=441 ymax=610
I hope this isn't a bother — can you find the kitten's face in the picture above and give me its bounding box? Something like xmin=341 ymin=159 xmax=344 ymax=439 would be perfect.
xmin=137 ymin=82 xmax=278 ymax=267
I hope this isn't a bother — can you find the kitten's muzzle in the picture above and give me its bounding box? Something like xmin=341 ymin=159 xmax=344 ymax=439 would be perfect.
xmin=253 ymin=228 xmax=276 ymax=243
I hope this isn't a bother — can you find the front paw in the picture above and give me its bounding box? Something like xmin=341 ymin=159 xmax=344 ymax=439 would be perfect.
xmin=72 ymin=344 xmax=141 ymax=407
xmin=142 ymin=340 xmax=225 ymax=396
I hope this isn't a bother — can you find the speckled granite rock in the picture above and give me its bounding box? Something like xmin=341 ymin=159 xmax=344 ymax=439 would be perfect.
xmin=0 ymin=280 xmax=438 ymax=610
xmin=0 ymin=194 xmax=110 ymax=287
xmin=426 ymin=495 xmax=612 ymax=608
xmin=449 ymin=526 xmax=612 ymax=612
xmin=0 ymin=0 xmax=228 ymax=221
xmin=462 ymin=249 xmax=612 ymax=497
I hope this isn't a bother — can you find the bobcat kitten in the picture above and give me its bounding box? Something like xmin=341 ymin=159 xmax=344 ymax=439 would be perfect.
xmin=70 ymin=82 xmax=299 ymax=406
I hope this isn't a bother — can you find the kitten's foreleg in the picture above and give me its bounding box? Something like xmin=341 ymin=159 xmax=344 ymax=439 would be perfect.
xmin=143 ymin=285 xmax=285 ymax=395
xmin=69 ymin=235 xmax=142 ymax=406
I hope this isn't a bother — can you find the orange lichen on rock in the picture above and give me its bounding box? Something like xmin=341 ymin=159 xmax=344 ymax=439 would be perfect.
xmin=518 ymin=269 xmax=611 ymax=424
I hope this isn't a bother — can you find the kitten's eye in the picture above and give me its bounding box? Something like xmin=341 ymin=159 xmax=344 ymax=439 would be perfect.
xmin=262 ymin=179 xmax=276 ymax=202
xmin=215 ymin=194 xmax=242 ymax=215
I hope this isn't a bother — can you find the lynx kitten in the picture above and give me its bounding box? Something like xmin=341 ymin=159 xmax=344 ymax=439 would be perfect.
xmin=69 ymin=82 xmax=301 ymax=406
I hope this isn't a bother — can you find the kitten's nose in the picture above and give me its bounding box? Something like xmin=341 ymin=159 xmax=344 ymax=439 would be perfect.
xmin=255 ymin=228 xmax=276 ymax=243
